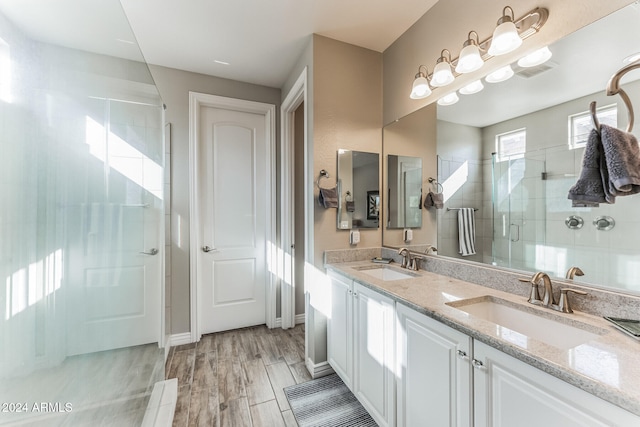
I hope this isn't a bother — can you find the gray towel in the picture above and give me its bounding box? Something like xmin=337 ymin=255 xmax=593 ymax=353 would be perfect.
xmin=318 ymin=187 xmax=338 ymax=208
xmin=346 ymin=200 xmax=355 ymax=212
xmin=568 ymin=129 xmax=608 ymax=206
xmin=424 ymin=191 xmax=444 ymax=209
xmin=601 ymin=124 xmax=640 ymax=197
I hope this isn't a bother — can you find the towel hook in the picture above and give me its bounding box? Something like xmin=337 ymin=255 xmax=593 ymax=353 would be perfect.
xmin=591 ymin=60 xmax=640 ymax=132
xmin=316 ymin=169 xmax=330 ymax=188
xmin=428 ymin=177 xmax=444 ymax=193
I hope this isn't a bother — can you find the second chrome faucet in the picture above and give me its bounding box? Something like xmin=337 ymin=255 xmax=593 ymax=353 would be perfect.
xmin=519 ymin=271 xmax=588 ymax=314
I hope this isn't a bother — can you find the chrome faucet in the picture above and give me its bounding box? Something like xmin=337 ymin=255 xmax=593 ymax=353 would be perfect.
xmin=398 ymin=247 xmax=412 ymax=269
xmin=565 ymin=266 xmax=584 ymax=280
xmin=519 ymin=272 xmax=556 ymax=307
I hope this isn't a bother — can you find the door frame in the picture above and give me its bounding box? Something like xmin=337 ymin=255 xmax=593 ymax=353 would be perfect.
xmin=280 ymin=68 xmax=307 ymax=329
xmin=188 ymin=92 xmax=277 ymax=342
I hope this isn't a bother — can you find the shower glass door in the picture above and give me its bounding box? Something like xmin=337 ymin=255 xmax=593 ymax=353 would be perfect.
xmin=492 ymin=153 xmax=547 ymax=271
xmin=0 ymin=1 xmax=165 ymax=425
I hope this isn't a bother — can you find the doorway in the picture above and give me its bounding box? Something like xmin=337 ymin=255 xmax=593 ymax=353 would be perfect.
xmin=189 ymin=93 xmax=276 ymax=339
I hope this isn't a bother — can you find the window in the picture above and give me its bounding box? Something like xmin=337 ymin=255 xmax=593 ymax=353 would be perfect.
xmin=569 ymin=104 xmax=617 ymax=149
xmin=496 ymin=128 xmax=526 ymax=162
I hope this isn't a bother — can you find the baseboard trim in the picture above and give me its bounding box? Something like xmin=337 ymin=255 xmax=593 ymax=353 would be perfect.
xmin=305 ymin=358 xmax=335 ymax=379
xmin=169 ymin=333 xmax=192 ymax=347
xmin=141 ymin=378 xmax=178 ymax=427
xmin=273 ymin=313 xmax=306 ymax=329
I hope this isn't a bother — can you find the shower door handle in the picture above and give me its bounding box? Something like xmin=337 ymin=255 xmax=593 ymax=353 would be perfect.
xmin=140 ymin=248 xmax=159 ymax=256
xmin=510 ymin=224 xmax=520 ymax=242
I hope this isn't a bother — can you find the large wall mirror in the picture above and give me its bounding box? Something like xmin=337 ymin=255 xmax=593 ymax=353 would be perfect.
xmin=337 ymin=149 xmax=380 ymax=229
xmin=382 ymin=2 xmax=640 ymax=295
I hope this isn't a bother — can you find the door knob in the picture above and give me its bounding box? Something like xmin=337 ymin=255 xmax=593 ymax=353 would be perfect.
xmin=140 ymin=248 xmax=159 ymax=256
xmin=202 ymin=246 xmax=217 ymax=253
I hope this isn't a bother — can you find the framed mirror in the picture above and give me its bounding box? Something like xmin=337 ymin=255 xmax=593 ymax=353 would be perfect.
xmin=382 ymin=2 xmax=640 ymax=295
xmin=387 ymin=154 xmax=423 ymax=229
xmin=337 ymin=149 xmax=379 ymax=229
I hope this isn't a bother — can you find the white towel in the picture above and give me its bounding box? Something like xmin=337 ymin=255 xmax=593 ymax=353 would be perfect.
xmin=457 ymin=208 xmax=476 ymax=256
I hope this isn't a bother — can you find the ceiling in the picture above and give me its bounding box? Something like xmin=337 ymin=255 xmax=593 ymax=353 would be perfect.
xmin=0 ymin=0 xmax=439 ymax=89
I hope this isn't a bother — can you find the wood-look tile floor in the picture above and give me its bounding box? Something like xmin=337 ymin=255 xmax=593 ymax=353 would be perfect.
xmin=166 ymin=324 xmax=310 ymax=427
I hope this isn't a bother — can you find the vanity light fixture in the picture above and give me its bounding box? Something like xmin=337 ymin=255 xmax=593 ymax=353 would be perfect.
xmin=517 ymin=46 xmax=552 ymax=67
xmin=456 ymin=31 xmax=484 ymax=74
xmin=459 ymin=80 xmax=484 ymax=95
xmin=437 ymin=91 xmax=459 ymax=106
xmin=407 ymin=6 xmax=548 ymax=100
xmin=485 ymin=65 xmax=514 ymax=83
xmin=410 ymin=65 xmax=432 ymax=99
xmin=432 ymin=49 xmax=455 ymax=87
xmin=488 ymin=6 xmax=522 ymax=56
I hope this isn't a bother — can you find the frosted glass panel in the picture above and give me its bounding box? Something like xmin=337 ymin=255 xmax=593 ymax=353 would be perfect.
xmin=0 ymin=1 xmax=164 ymax=425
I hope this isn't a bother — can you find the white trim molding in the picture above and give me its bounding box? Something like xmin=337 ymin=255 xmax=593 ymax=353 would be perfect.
xmin=188 ymin=92 xmax=277 ymax=342
xmin=168 ymin=333 xmax=192 ymax=348
xmin=280 ymin=68 xmax=308 ymax=330
xmin=305 ymin=358 xmax=335 ymax=379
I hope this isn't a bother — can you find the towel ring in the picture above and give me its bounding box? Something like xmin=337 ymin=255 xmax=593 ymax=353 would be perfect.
xmin=345 ymin=190 xmax=353 ymax=202
xmin=428 ymin=177 xmax=444 ymax=193
xmin=316 ymin=169 xmax=330 ymax=188
xmin=591 ymin=60 xmax=640 ymax=132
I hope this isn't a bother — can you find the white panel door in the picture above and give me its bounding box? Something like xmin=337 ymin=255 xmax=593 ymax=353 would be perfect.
xmin=197 ymin=106 xmax=267 ymax=334
xmin=66 ymin=203 xmax=161 ymax=356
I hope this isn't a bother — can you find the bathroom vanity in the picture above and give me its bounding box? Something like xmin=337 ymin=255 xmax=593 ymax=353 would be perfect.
xmin=325 ymin=257 xmax=640 ymax=427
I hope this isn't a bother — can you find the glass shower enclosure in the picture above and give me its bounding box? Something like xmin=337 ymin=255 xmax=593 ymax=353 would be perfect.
xmin=491 ymin=153 xmax=546 ymax=272
xmin=0 ymin=1 xmax=165 ymax=425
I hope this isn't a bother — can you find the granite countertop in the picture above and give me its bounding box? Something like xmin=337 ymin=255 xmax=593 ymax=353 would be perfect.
xmin=326 ymin=260 xmax=640 ymax=417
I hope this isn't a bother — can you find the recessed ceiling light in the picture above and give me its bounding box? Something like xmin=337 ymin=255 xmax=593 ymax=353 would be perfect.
xmin=214 ymin=60 xmax=230 ymax=65
xmin=623 ymin=52 xmax=640 ymax=64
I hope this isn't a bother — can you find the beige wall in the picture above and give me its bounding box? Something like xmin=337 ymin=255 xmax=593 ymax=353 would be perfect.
xmin=383 ymin=0 xmax=633 ymax=125
xmin=150 ymin=65 xmax=281 ymax=334
xmin=313 ymin=35 xmax=383 ymax=267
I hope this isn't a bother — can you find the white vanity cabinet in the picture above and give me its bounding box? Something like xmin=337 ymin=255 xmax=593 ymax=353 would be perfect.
xmin=473 ymin=340 xmax=640 ymax=427
xmin=327 ymin=270 xmax=354 ymax=388
xmin=327 ymin=270 xmax=396 ymax=427
xmin=396 ymin=303 xmax=472 ymax=427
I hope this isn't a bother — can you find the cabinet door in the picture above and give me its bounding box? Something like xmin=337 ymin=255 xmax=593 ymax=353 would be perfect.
xmin=327 ymin=272 xmax=353 ymax=388
xmin=353 ymin=283 xmax=396 ymax=427
xmin=473 ymin=341 xmax=640 ymax=427
xmin=396 ymin=303 xmax=472 ymax=427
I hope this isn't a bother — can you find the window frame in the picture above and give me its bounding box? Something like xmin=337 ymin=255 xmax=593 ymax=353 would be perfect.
xmin=568 ymin=104 xmax=617 ymax=149
xmin=495 ymin=128 xmax=527 ymax=162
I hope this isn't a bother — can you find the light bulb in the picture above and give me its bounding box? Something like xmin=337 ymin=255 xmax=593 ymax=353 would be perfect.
xmin=459 ymin=80 xmax=484 ymax=95
xmin=432 ymin=61 xmax=455 ymax=87
xmin=488 ymin=7 xmax=522 ymax=56
xmin=437 ymin=92 xmax=459 ymax=106
xmin=410 ymin=75 xmax=431 ymax=99
xmin=485 ymin=65 xmax=514 ymax=83
xmin=517 ymin=46 xmax=552 ymax=67
xmin=456 ymin=43 xmax=483 ymax=74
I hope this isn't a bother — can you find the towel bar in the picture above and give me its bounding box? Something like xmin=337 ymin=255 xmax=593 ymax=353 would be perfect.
xmin=447 ymin=207 xmax=479 ymax=211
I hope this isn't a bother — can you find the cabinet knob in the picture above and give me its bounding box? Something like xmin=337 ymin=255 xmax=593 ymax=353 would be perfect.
xmin=457 ymin=350 xmax=469 ymax=360
xmin=472 ymin=359 xmax=486 ymax=370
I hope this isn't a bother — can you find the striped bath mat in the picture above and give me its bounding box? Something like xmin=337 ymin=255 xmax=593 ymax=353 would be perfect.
xmin=283 ymin=374 xmax=377 ymax=427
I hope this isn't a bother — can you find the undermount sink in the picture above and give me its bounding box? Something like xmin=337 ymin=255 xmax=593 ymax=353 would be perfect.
xmin=354 ymin=264 xmax=418 ymax=281
xmin=447 ymin=296 xmax=607 ymax=350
